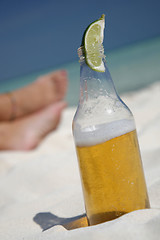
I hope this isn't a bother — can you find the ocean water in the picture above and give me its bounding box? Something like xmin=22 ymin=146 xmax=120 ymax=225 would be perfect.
xmin=0 ymin=37 xmax=160 ymax=106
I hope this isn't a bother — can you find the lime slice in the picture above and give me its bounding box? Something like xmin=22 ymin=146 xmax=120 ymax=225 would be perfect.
xmin=82 ymin=14 xmax=105 ymax=72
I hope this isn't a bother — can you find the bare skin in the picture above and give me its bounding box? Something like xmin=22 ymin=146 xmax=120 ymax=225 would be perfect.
xmin=0 ymin=101 xmax=66 ymax=150
xmin=0 ymin=70 xmax=68 ymax=121
xmin=0 ymin=70 xmax=68 ymax=150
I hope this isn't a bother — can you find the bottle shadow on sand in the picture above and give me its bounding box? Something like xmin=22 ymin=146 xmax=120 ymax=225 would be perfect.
xmin=33 ymin=212 xmax=88 ymax=231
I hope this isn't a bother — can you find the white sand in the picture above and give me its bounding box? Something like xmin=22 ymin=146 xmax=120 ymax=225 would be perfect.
xmin=0 ymin=82 xmax=160 ymax=240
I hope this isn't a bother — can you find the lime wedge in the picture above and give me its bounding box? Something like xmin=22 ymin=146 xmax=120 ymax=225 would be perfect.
xmin=82 ymin=14 xmax=105 ymax=72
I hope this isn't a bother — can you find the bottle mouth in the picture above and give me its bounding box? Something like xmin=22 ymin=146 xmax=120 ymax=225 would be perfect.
xmin=77 ymin=45 xmax=105 ymax=61
xmin=77 ymin=46 xmax=85 ymax=59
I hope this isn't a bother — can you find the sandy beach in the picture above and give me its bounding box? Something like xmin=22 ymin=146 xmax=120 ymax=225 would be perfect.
xmin=0 ymin=81 xmax=160 ymax=240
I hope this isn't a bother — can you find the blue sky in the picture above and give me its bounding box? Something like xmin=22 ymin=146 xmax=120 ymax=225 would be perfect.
xmin=0 ymin=0 xmax=160 ymax=81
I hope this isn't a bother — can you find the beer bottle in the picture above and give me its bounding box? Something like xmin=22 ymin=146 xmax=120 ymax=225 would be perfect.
xmin=72 ymin=16 xmax=150 ymax=226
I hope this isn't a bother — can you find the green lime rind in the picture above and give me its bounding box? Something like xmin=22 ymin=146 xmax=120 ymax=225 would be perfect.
xmin=81 ymin=14 xmax=105 ymax=72
xmin=81 ymin=14 xmax=105 ymax=46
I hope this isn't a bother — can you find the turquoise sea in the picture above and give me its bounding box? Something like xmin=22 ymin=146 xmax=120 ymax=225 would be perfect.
xmin=0 ymin=37 xmax=160 ymax=106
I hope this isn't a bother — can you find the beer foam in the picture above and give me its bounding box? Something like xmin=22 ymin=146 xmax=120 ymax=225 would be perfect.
xmin=74 ymin=119 xmax=135 ymax=146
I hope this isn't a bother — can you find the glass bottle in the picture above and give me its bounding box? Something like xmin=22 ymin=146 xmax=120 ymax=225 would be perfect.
xmin=72 ymin=46 xmax=150 ymax=226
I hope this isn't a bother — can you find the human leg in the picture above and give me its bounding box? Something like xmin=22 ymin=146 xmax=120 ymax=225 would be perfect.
xmin=0 ymin=70 xmax=68 ymax=121
xmin=0 ymin=101 xmax=66 ymax=150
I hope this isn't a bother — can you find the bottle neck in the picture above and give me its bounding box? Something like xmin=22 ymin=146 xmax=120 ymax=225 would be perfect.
xmin=73 ymin=47 xmax=134 ymax=130
xmin=78 ymin=47 xmax=118 ymax=104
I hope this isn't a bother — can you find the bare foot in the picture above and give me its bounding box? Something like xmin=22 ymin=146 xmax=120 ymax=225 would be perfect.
xmin=37 ymin=70 xmax=68 ymax=102
xmin=0 ymin=70 xmax=68 ymax=121
xmin=0 ymin=101 xmax=66 ymax=150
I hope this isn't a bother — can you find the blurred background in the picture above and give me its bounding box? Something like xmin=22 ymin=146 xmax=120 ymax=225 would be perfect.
xmin=0 ymin=0 xmax=160 ymax=106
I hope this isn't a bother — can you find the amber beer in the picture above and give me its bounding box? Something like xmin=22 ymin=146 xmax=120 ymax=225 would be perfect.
xmin=76 ymin=129 xmax=150 ymax=226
